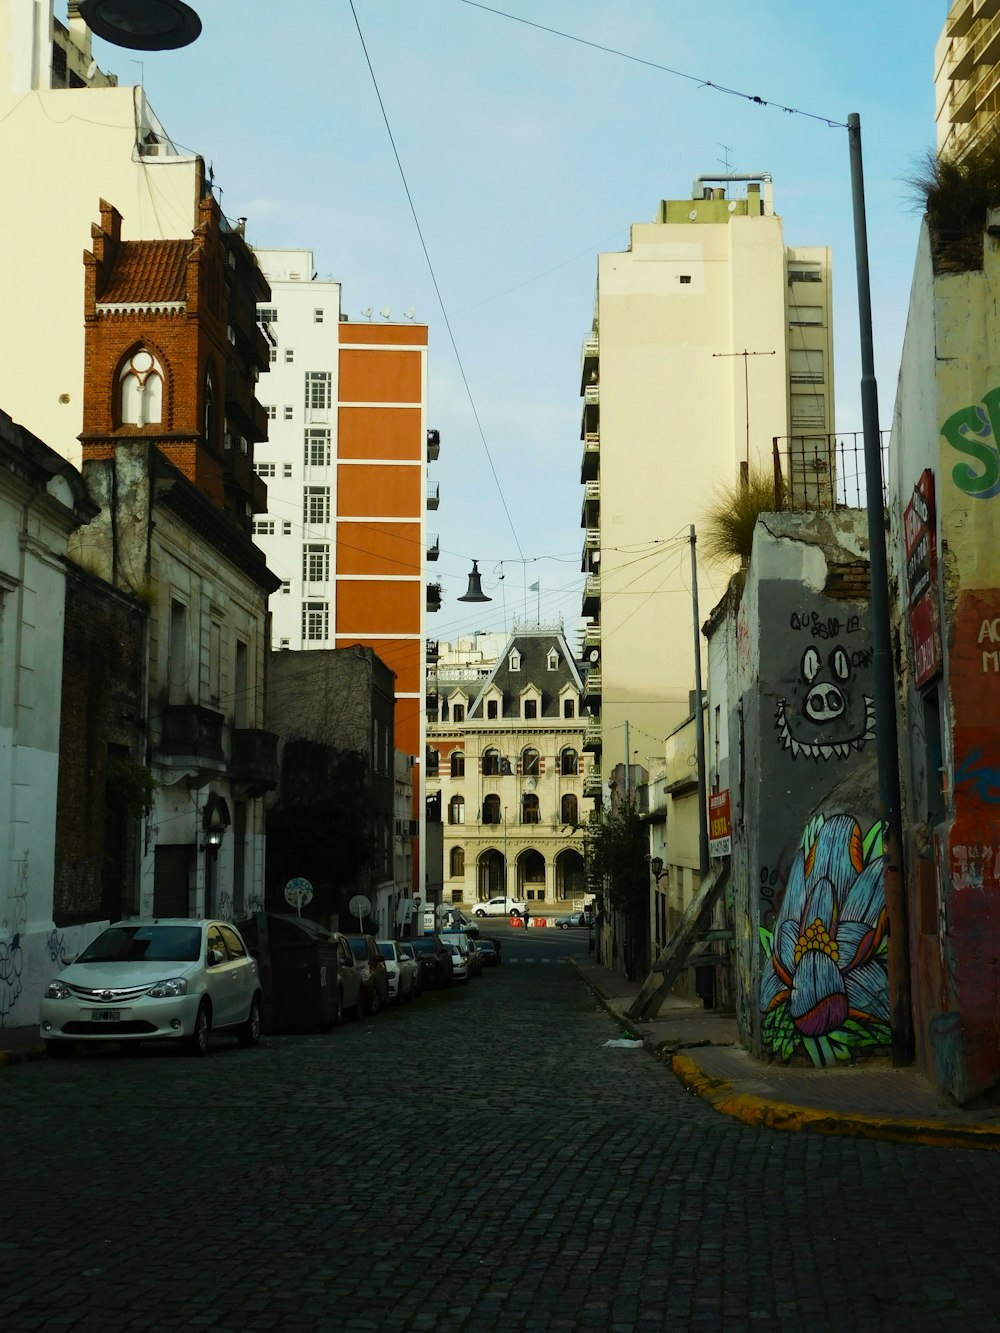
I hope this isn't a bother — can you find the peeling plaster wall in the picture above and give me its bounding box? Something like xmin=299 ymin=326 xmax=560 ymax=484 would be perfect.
xmin=890 ymin=218 xmax=1000 ymax=1104
xmin=724 ymin=514 xmax=884 ymax=1065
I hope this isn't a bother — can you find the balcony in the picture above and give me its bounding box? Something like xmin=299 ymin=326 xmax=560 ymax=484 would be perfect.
xmin=582 ymin=573 xmax=600 ymax=616
xmin=580 ymin=331 xmax=599 ymax=395
xmin=951 ymin=71 xmax=980 ymax=121
xmin=427 ymin=482 xmax=440 ymax=511
xmin=947 ymin=31 xmax=977 ymax=79
xmin=582 ymin=715 xmax=602 ymax=754
xmin=949 ymin=0 xmax=975 ymax=35
xmin=156 ymin=703 xmax=226 ymax=782
xmin=581 ymin=530 xmax=600 ymax=573
xmin=584 ymin=668 xmax=602 ymax=704
xmin=975 ymin=8 xmax=1000 ymax=63
xmin=427 ymin=583 xmax=442 ymax=613
xmin=580 ymin=433 xmax=600 ymax=483
xmin=427 ymin=428 xmax=440 ymax=461
xmin=582 ymin=769 xmax=603 ymax=798
xmin=230 ymin=727 xmax=279 ymax=795
xmin=426 ymin=638 xmax=440 ymax=664
xmin=427 ymin=534 xmax=440 ymax=561
xmin=583 ymin=623 xmax=601 ymax=653
xmin=581 ymin=478 xmax=600 ymax=526
xmin=581 ymin=383 xmax=599 ymax=437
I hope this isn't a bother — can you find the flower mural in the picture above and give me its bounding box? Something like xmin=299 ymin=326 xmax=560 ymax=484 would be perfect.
xmin=760 ymin=813 xmax=889 ymax=1066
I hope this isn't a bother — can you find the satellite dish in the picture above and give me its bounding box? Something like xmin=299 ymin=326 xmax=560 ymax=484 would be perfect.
xmin=688 ymin=209 xmax=698 ymax=220
xmin=381 ymin=305 xmax=392 ymax=319
xmin=728 ymin=200 xmax=738 ymax=212
xmin=362 ymin=306 xmax=373 ymax=320
xmin=349 ymin=894 xmax=372 ymax=931
xmin=404 ymin=306 xmax=415 ymax=319
xmin=86 ymin=59 xmax=98 ymax=79
xmin=588 ymin=648 xmax=600 ymax=663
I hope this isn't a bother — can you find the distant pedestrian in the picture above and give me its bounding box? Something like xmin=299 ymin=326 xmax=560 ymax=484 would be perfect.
xmin=522 ymin=905 xmax=530 ymax=931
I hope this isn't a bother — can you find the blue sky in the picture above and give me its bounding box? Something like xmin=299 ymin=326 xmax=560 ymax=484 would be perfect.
xmin=86 ymin=1 xmax=949 ymax=641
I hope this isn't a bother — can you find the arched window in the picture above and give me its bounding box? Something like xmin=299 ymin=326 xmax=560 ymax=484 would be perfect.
xmin=448 ymin=795 xmax=465 ymax=824
xmin=119 ymin=348 xmax=163 ymax=426
xmin=450 ymin=750 xmax=465 ymax=778
xmin=483 ymin=794 xmax=501 ymax=825
xmin=522 ymin=748 xmax=539 ymax=776
xmin=561 ymin=748 xmax=578 ymax=776
xmin=482 ymin=749 xmax=501 ymax=776
xmin=561 ymin=793 xmax=578 ymax=825
xmin=203 ymin=366 xmax=216 ymax=445
xmin=450 ymin=846 xmax=465 ymax=877
xmin=522 ymin=793 xmax=540 ymax=824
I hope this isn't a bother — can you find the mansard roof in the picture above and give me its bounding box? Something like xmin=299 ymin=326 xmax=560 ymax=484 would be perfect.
xmin=467 ymin=628 xmax=583 ymax=719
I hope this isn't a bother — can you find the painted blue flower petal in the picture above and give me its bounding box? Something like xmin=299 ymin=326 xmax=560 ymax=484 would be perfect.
xmin=841 ymin=858 xmax=884 ymax=926
xmin=760 ymin=962 xmax=787 ymax=1011
xmin=803 ymin=876 xmax=837 ymax=933
xmin=790 ymin=948 xmax=848 ymax=1036
xmin=844 ymin=959 xmax=890 ymax=1023
xmin=775 ymin=920 xmax=799 ymax=973
xmin=776 ymin=849 xmax=808 ymax=931
xmin=808 ymin=815 xmax=863 ymax=901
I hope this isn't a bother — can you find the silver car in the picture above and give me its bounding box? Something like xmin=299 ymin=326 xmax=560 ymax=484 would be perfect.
xmin=39 ymin=919 xmax=262 ymax=1057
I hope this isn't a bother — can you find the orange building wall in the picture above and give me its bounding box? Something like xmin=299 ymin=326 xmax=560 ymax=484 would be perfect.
xmin=335 ymin=580 xmax=421 ymax=636
xmin=337 ymin=522 xmax=421 ymax=576
xmin=338 ymin=406 xmax=422 ymax=459
xmin=340 ymin=348 xmax=422 ymax=404
xmin=337 ymin=464 xmax=420 ymax=517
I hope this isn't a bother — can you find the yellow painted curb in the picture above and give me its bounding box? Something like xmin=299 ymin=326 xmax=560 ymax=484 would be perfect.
xmin=671 ymin=1053 xmax=1000 ymax=1151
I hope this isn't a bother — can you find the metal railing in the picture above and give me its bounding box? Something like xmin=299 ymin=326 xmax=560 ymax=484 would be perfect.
xmin=771 ymin=431 xmax=888 ymax=513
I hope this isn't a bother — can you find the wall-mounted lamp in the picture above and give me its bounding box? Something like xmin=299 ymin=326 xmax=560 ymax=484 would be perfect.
xmin=201 ymin=794 xmax=230 ymax=854
xmin=648 ymin=855 xmax=667 ymax=885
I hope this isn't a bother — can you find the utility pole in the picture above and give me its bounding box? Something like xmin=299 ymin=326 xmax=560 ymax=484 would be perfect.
xmin=712 ymin=349 xmax=775 ymax=482
xmin=624 ymin=720 xmax=631 ymax=796
xmin=848 ymin=112 xmax=912 ymax=1065
xmin=690 ymin=526 xmax=709 ymax=877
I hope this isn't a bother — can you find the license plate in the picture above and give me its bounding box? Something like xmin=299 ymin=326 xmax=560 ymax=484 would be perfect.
xmin=90 ymin=1009 xmax=120 ymax=1022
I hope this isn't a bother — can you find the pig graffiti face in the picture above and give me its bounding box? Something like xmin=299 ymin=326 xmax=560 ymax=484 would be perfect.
xmin=775 ymin=644 xmax=875 ymax=761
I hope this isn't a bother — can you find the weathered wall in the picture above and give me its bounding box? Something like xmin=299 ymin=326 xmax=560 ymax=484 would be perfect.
xmin=728 ymin=513 xmax=885 ymax=1065
xmin=891 ymin=218 xmax=1000 ymax=1103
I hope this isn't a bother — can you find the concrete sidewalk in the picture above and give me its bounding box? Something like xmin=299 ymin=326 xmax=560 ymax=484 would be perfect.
xmin=573 ymin=958 xmax=1000 ymax=1150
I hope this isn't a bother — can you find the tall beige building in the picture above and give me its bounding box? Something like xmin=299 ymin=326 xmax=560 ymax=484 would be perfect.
xmin=580 ymin=177 xmax=833 ymax=781
xmin=935 ymin=0 xmax=1000 ymax=161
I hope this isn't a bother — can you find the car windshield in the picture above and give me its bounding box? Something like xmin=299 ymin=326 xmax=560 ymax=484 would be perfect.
xmin=348 ymin=938 xmax=368 ymax=960
xmin=77 ymin=924 xmax=202 ymax=964
xmin=377 ymin=942 xmax=397 ymax=959
xmin=410 ymin=939 xmax=434 ymax=953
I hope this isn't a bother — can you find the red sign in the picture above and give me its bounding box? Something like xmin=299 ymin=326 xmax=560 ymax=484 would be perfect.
xmin=903 ymin=469 xmax=942 ymax=689
xmin=708 ymin=790 xmax=731 ymax=857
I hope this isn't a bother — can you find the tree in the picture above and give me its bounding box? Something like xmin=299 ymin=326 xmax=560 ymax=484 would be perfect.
xmin=585 ymin=795 xmax=650 ymax=979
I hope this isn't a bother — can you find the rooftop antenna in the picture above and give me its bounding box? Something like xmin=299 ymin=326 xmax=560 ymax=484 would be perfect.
xmin=381 ymin=305 xmax=392 ymax=320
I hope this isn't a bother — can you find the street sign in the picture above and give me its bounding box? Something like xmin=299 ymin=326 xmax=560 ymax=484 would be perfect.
xmin=708 ymin=791 xmax=732 ymax=858
xmin=284 ymin=877 xmax=313 ymax=915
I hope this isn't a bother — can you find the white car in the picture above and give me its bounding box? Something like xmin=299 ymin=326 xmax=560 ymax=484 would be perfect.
xmin=471 ymin=896 xmax=528 ymax=918
xmin=446 ymin=941 xmax=470 ymax=984
xmin=39 ymin=919 xmax=262 ymax=1057
xmin=378 ymin=939 xmax=419 ymax=1003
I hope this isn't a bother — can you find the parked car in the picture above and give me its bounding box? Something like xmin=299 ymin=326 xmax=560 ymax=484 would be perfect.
xmin=332 ymin=932 xmax=364 ymax=1020
xmin=439 ymin=908 xmax=479 ymax=939
xmin=408 ymin=935 xmax=455 ymax=988
xmin=475 ymin=937 xmax=501 ymax=967
xmin=472 ymin=896 xmax=528 ymax=918
xmin=557 ymin=911 xmax=592 ymax=930
xmin=441 ymin=930 xmax=481 ymax=979
xmin=346 ymin=935 xmax=390 ymax=1016
xmin=378 ymin=939 xmax=419 ymax=1003
xmin=39 ymin=919 xmax=262 ymax=1057
xmin=447 ymin=940 xmax=470 ymax=984
xmin=398 ymin=942 xmax=422 ymax=997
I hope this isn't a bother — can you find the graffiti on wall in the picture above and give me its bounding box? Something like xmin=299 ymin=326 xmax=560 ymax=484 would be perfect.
xmin=775 ymin=615 xmax=875 ymax=760
xmin=941 ymin=384 xmax=1000 ymax=499
xmin=0 ymin=854 xmax=29 ymax=1027
xmin=759 ymin=813 xmax=889 ymax=1066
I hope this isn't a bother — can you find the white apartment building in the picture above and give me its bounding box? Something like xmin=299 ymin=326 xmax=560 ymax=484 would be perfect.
xmin=580 ymin=177 xmax=834 ymax=782
xmin=250 ymin=251 xmax=342 ymax=648
xmin=935 ymin=0 xmax=1000 ymax=162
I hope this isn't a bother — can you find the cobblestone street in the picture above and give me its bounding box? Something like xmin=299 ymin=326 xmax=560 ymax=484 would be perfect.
xmin=3 ymin=955 xmax=1000 ymax=1332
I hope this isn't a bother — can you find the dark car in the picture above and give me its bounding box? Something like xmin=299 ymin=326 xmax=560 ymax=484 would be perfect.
xmin=408 ymin=935 xmax=455 ymax=988
xmin=478 ymin=934 xmax=502 ymax=966
xmin=557 ymin=911 xmax=592 ymax=930
xmin=346 ymin=935 xmax=390 ymax=1016
xmin=475 ymin=937 xmax=501 ymax=968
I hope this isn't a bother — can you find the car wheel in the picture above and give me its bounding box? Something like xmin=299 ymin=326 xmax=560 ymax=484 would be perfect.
xmin=186 ymin=1002 xmax=211 ymax=1056
xmin=45 ymin=1040 xmax=73 ymax=1059
xmin=474 ymin=909 xmax=486 ymax=917
xmin=237 ymin=994 xmax=262 ymax=1048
